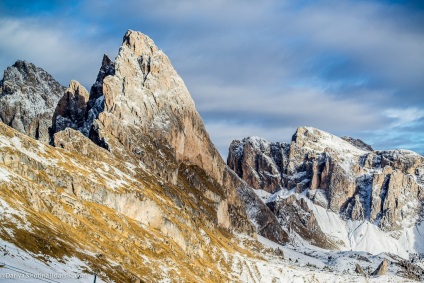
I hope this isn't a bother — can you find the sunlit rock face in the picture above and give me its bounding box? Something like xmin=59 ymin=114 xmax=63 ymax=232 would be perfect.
xmin=229 ymin=127 xmax=424 ymax=249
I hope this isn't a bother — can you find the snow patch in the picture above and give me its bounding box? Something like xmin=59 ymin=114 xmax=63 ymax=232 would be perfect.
xmin=0 ymin=167 xmax=10 ymax=182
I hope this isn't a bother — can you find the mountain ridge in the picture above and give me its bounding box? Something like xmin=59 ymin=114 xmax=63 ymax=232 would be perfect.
xmin=0 ymin=30 xmax=421 ymax=282
xmin=228 ymin=126 xmax=424 ymax=260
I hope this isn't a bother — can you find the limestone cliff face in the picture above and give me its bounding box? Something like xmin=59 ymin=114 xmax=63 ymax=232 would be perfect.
xmin=228 ymin=137 xmax=289 ymax=194
xmin=228 ymin=127 xmax=424 ymax=247
xmin=98 ymin=30 xmax=223 ymax=182
xmin=81 ymin=30 xmax=285 ymax=240
xmin=0 ymin=60 xmax=65 ymax=142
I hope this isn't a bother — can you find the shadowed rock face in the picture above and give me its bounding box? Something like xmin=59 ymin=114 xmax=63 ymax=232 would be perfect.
xmin=228 ymin=127 xmax=424 ymax=247
xmin=51 ymin=80 xmax=90 ymax=137
xmin=0 ymin=60 xmax=65 ymax=142
xmin=228 ymin=137 xmax=289 ymax=194
xmin=50 ymin=54 xmax=115 ymax=140
xmin=341 ymin=136 xmax=374 ymax=151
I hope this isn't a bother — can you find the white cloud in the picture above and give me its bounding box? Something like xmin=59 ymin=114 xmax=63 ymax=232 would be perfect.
xmin=384 ymin=108 xmax=424 ymax=127
xmin=0 ymin=18 xmax=115 ymax=87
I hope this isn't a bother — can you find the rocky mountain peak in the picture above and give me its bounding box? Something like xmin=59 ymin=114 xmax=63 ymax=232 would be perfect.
xmin=122 ymin=29 xmax=159 ymax=56
xmin=0 ymin=30 xmax=290 ymax=258
xmin=229 ymin=127 xmax=424 ymax=253
xmin=83 ymin=30 xmax=286 ymax=242
xmin=98 ymin=30 xmax=224 ymax=182
xmin=89 ymin=54 xmax=115 ymax=103
xmin=1 ymin=30 xmax=423 ymax=281
xmin=0 ymin=60 xmax=65 ymax=142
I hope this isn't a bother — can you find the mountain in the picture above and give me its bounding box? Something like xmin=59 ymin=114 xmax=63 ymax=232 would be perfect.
xmin=0 ymin=60 xmax=65 ymax=143
xmin=0 ymin=30 xmax=420 ymax=281
xmin=228 ymin=127 xmax=424 ymax=259
xmin=0 ymin=30 xmax=292 ymax=282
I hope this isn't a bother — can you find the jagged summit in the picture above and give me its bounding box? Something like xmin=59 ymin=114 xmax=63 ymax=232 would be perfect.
xmin=0 ymin=60 xmax=65 ymax=142
xmin=50 ymin=54 xmax=114 ymax=140
xmin=89 ymin=54 xmax=115 ymax=104
xmin=97 ymin=30 xmax=226 ymax=182
xmin=291 ymin=126 xmax=369 ymax=154
xmin=228 ymin=127 xmax=424 ymax=259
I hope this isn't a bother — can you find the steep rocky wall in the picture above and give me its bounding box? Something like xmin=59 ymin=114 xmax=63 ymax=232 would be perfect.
xmin=228 ymin=127 xmax=424 ymax=236
xmin=99 ymin=30 xmax=224 ymax=183
xmin=0 ymin=60 xmax=65 ymax=142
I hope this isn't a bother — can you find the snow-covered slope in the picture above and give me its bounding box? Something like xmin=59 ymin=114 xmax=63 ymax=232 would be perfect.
xmin=228 ymin=126 xmax=424 ymax=280
xmin=267 ymin=187 xmax=423 ymax=258
xmin=0 ymin=239 xmax=105 ymax=283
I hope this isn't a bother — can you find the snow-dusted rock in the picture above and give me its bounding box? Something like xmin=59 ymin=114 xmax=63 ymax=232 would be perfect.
xmin=373 ymin=259 xmax=389 ymax=276
xmin=342 ymin=136 xmax=374 ymax=151
xmin=228 ymin=137 xmax=289 ymax=194
xmin=0 ymin=60 xmax=65 ymax=142
xmin=228 ymin=126 xmax=424 ymax=251
xmin=355 ymin=263 xmax=366 ymax=276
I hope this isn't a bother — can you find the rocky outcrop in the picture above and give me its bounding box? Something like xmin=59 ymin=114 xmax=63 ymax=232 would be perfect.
xmin=267 ymin=193 xmax=337 ymax=249
xmin=342 ymin=136 xmax=373 ymax=151
xmin=355 ymin=264 xmax=366 ymax=276
xmin=373 ymin=259 xmax=389 ymax=276
xmin=84 ymin=54 xmax=115 ymax=137
xmin=395 ymin=259 xmax=424 ymax=281
xmin=0 ymin=60 xmax=65 ymax=142
xmin=50 ymin=55 xmax=115 ymax=140
xmin=223 ymin=168 xmax=289 ymax=243
xmin=228 ymin=127 xmax=424 ymax=247
xmin=228 ymin=137 xmax=289 ymax=194
xmin=51 ymin=80 xmax=89 ymax=136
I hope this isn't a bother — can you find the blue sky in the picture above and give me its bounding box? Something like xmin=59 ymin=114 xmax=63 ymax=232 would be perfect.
xmin=0 ymin=0 xmax=423 ymax=157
